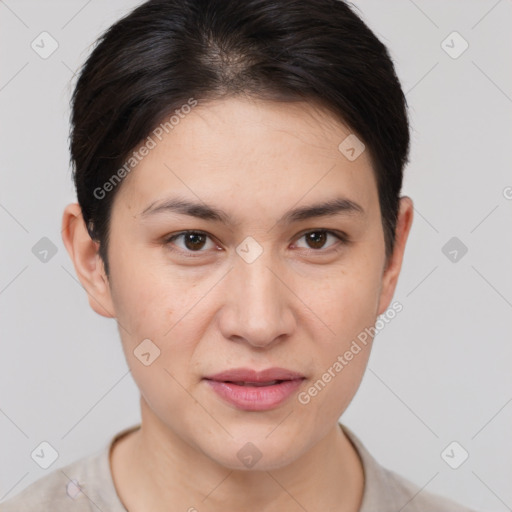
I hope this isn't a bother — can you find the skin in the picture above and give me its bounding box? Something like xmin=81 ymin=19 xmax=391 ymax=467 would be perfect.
xmin=62 ymin=96 xmax=413 ymax=512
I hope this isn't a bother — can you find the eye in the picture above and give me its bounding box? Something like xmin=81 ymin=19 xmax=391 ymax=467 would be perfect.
xmin=293 ymin=229 xmax=347 ymax=251
xmin=164 ymin=230 xmax=218 ymax=254
xmin=163 ymin=229 xmax=348 ymax=257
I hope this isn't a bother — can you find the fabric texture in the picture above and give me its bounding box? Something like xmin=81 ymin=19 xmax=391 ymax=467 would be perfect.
xmin=1 ymin=422 xmax=478 ymax=511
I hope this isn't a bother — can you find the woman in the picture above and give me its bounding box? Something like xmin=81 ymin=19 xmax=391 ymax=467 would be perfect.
xmin=2 ymin=0 xmax=477 ymax=510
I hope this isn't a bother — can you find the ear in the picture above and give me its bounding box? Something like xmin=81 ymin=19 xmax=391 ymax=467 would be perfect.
xmin=377 ymin=196 xmax=414 ymax=316
xmin=61 ymin=203 xmax=116 ymax=318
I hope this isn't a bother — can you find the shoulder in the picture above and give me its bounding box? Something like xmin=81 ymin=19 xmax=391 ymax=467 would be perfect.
xmin=0 ymin=430 xmax=131 ymax=512
xmin=377 ymin=465 xmax=478 ymax=512
xmin=339 ymin=423 xmax=479 ymax=512
xmin=0 ymin=451 xmax=101 ymax=512
xmin=1 ymin=425 xmax=139 ymax=511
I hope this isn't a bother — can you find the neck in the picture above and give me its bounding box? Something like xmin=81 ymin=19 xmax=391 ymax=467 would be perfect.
xmin=110 ymin=398 xmax=364 ymax=512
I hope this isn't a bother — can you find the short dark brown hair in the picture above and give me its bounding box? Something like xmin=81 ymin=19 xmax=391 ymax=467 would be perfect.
xmin=70 ymin=0 xmax=410 ymax=277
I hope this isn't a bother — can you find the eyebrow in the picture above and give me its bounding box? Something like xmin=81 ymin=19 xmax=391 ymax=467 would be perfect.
xmin=140 ymin=196 xmax=365 ymax=225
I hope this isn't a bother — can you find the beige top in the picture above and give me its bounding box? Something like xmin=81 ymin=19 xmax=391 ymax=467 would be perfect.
xmin=1 ymin=423 xmax=477 ymax=512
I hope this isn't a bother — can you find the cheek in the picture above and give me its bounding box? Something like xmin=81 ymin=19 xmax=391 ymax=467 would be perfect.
xmin=300 ymin=278 xmax=376 ymax=420
xmin=112 ymin=275 xmax=195 ymax=413
xmin=109 ymin=260 xmax=204 ymax=387
xmin=300 ymin=253 xmax=382 ymax=405
xmin=109 ymin=249 xmax=184 ymax=337
xmin=308 ymin=259 xmax=382 ymax=342
xmin=111 ymin=274 xmax=161 ymax=336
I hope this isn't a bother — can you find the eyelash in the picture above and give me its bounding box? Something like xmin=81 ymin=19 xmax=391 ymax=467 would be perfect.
xmin=162 ymin=229 xmax=350 ymax=257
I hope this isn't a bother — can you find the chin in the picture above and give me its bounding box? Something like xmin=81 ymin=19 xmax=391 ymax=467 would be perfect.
xmin=201 ymin=428 xmax=307 ymax=472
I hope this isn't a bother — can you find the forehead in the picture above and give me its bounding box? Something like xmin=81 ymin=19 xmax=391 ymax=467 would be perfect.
xmin=112 ymin=97 xmax=377 ymax=218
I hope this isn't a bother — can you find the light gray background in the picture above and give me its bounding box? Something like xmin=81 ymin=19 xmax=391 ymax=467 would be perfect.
xmin=1 ymin=1 xmax=511 ymax=510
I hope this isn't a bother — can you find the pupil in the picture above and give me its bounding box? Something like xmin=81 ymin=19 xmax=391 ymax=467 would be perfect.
xmin=307 ymin=231 xmax=326 ymax=249
xmin=185 ymin=233 xmax=205 ymax=250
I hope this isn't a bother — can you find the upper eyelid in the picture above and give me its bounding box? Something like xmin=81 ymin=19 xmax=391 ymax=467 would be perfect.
xmin=293 ymin=228 xmax=346 ymax=240
xmin=165 ymin=230 xmax=216 ymax=247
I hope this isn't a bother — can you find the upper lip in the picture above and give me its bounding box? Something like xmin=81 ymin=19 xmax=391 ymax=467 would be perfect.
xmin=204 ymin=367 xmax=305 ymax=383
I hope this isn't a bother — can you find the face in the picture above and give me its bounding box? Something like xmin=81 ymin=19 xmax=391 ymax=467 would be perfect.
xmin=67 ymin=97 xmax=411 ymax=470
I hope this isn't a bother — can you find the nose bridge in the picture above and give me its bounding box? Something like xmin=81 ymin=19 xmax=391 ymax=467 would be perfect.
xmin=223 ymin=244 xmax=293 ymax=346
xmin=240 ymin=255 xmax=280 ymax=307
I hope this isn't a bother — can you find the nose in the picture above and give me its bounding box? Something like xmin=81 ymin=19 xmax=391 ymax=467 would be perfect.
xmin=217 ymin=251 xmax=296 ymax=349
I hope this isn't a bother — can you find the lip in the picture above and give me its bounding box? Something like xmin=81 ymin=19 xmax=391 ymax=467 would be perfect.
xmin=204 ymin=367 xmax=304 ymax=383
xmin=203 ymin=367 xmax=305 ymax=411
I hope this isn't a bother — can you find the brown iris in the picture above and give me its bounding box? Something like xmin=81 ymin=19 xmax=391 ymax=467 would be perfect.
xmin=305 ymin=231 xmax=328 ymax=249
xmin=183 ymin=232 xmax=207 ymax=251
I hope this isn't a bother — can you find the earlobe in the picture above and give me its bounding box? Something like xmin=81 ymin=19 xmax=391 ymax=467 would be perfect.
xmin=376 ymin=196 xmax=414 ymax=316
xmin=61 ymin=203 xmax=116 ymax=319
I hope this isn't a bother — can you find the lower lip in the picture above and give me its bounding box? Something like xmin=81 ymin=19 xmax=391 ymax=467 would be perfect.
xmin=205 ymin=379 xmax=304 ymax=411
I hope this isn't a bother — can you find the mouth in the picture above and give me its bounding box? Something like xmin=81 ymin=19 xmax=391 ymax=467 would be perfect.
xmin=203 ymin=367 xmax=305 ymax=411
xmin=221 ymin=380 xmax=284 ymax=386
